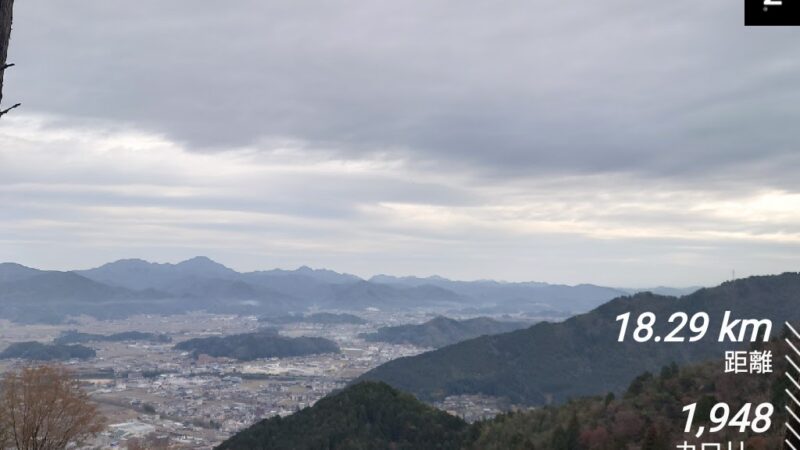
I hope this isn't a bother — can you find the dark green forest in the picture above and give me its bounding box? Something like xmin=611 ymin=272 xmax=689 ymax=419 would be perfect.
xmin=216 ymin=381 xmax=478 ymax=450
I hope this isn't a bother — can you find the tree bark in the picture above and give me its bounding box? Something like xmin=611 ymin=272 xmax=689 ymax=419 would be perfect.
xmin=0 ymin=0 xmax=16 ymax=114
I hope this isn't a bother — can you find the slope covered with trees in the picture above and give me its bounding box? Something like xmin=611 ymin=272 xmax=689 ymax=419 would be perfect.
xmin=359 ymin=273 xmax=800 ymax=404
xmin=219 ymin=336 xmax=794 ymax=449
xmin=174 ymin=331 xmax=340 ymax=361
xmin=360 ymin=316 xmax=529 ymax=348
xmin=473 ymin=335 xmax=793 ymax=449
xmin=215 ymin=381 xmax=477 ymax=450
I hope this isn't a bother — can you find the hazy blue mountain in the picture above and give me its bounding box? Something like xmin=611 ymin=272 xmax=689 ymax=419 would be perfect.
xmin=79 ymin=257 xmax=303 ymax=313
xmin=252 ymin=265 xmax=361 ymax=284
xmin=330 ymin=281 xmax=468 ymax=310
xmin=81 ymin=258 xmax=474 ymax=312
xmin=358 ymin=272 xmax=800 ymax=405
xmin=81 ymin=257 xmax=637 ymax=314
xmin=0 ymin=262 xmax=42 ymax=283
xmin=370 ymin=275 xmax=627 ymax=314
xmin=2 ymin=257 xmax=658 ymax=324
xmin=78 ymin=256 xmax=239 ymax=291
xmin=0 ymin=265 xmax=293 ymax=323
xmin=240 ymin=271 xmax=341 ymax=305
xmin=360 ymin=316 xmax=530 ymax=348
xmin=81 ymin=257 xmax=365 ymax=309
xmin=0 ymin=270 xmax=177 ymax=323
xmin=0 ymin=271 xmax=159 ymax=303
xmin=239 ymin=266 xmax=369 ymax=309
xmin=173 ymin=256 xmax=240 ymax=278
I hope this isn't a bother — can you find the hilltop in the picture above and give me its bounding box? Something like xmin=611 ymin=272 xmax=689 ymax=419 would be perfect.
xmin=174 ymin=331 xmax=340 ymax=361
xmin=215 ymin=381 xmax=476 ymax=450
xmin=360 ymin=316 xmax=530 ymax=348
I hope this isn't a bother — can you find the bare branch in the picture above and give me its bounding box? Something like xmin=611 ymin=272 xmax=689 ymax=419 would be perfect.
xmin=0 ymin=365 xmax=106 ymax=450
xmin=0 ymin=62 xmax=12 ymax=71
xmin=1 ymin=0 xmax=17 ymax=112
xmin=0 ymin=100 xmax=19 ymax=117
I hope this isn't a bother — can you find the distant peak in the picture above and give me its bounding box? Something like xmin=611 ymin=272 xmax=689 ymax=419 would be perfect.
xmin=175 ymin=256 xmax=236 ymax=274
xmin=112 ymin=258 xmax=151 ymax=265
xmin=179 ymin=256 xmax=216 ymax=264
xmin=291 ymin=266 xmax=361 ymax=283
xmin=0 ymin=262 xmax=35 ymax=269
xmin=177 ymin=256 xmax=227 ymax=267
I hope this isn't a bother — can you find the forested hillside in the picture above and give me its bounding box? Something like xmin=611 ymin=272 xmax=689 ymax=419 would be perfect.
xmin=216 ymin=382 xmax=477 ymax=450
xmin=360 ymin=316 xmax=529 ymax=348
xmin=359 ymin=273 xmax=800 ymax=404
xmin=219 ymin=335 xmax=795 ymax=449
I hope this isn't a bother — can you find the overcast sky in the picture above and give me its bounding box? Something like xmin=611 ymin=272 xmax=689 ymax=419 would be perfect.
xmin=0 ymin=0 xmax=798 ymax=287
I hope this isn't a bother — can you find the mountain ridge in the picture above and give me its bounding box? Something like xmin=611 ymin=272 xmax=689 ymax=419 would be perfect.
xmin=360 ymin=316 xmax=530 ymax=348
xmin=215 ymin=381 xmax=476 ymax=450
xmin=0 ymin=257 xmax=691 ymax=324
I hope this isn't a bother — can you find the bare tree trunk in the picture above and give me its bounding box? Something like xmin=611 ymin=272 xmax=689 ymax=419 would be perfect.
xmin=0 ymin=0 xmax=20 ymax=118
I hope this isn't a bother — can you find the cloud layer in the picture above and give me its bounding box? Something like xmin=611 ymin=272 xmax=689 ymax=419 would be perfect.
xmin=1 ymin=0 xmax=798 ymax=285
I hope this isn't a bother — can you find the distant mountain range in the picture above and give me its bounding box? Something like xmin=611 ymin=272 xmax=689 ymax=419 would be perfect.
xmin=360 ymin=316 xmax=530 ymax=348
xmin=369 ymin=275 xmax=629 ymax=313
xmin=0 ymin=257 xmax=697 ymax=324
xmin=358 ymin=272 xmax=800 ymax=405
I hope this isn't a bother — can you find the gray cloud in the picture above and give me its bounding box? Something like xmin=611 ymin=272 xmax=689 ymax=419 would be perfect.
xmin=1 ymin=1 xmax=799 ymax=286
xmin=5 ymin=0 xmax=798 ymax=183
